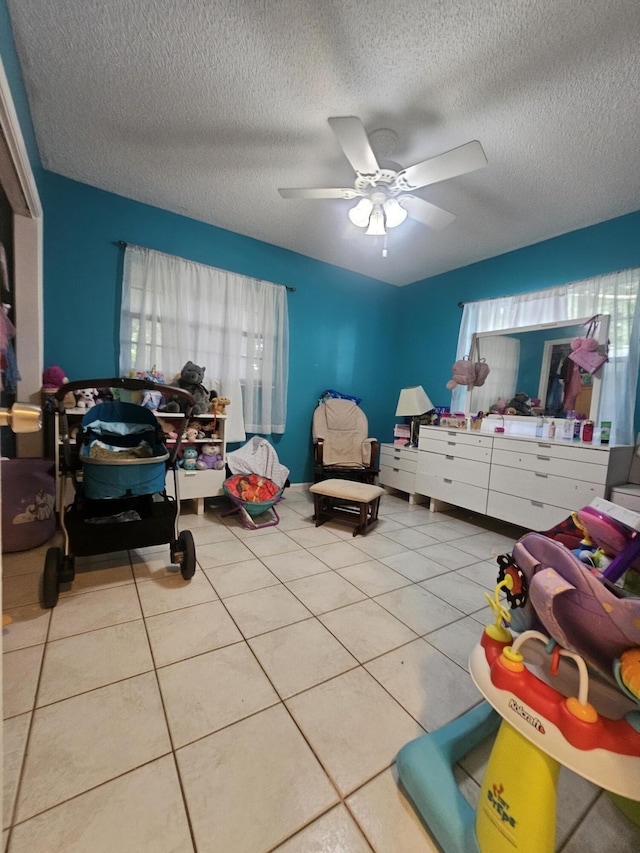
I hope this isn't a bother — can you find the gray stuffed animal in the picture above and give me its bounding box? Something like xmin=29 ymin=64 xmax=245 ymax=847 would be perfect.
xmin=165 ymin=361 xmax=210 ymax=414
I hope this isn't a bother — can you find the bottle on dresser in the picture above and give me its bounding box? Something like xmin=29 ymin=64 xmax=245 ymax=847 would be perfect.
xmin=563 ymin=410 xmax=576 ymax=441
xmin=548 ymin=420 xmax=557 ymax=439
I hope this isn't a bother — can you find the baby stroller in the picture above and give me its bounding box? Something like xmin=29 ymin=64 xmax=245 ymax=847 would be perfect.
xmin=222 ymin=436 xmax=289 ymax=530
xmin=42 ymin=377 xmax=196 ymax=608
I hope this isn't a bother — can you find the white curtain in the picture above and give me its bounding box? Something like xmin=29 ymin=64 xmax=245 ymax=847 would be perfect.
xmin=451 ymin=268 xmax=640 ymax=445
xmin=471 ymin=336 xmax=520 ymax=414
xmin=119 ymin=245 xmax=289 ymax=440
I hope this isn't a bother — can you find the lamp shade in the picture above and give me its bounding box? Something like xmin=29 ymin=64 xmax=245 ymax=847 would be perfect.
xmin=395 ymin=385 xmax=434 ymax=416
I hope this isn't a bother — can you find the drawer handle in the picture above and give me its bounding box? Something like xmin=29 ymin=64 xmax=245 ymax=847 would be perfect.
xmin=531 ymin=500 xmax=544 ymax=507
xmin=445 ymin=455 xmax=454 ymax=460
xmin=536 ymin=443 xmax=552 ymax=449
xmin=444 ymin=478 xmax=453 ymax=484
xmin=446 ymin=432 xmax=457 ymax=437
xmin=535 ymin=472 xmax=548 ymax=478
xmin=447 ymin=441 xmax=457 ymax=446
xmin=393 ymin=468 xmax=400 ymax=472
xmin=536 ymin=455 xmax=551 ymax=461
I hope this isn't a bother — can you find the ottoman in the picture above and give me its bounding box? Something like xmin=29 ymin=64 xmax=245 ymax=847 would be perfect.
xmin=309 ymin=478 xmax=385 ymax=537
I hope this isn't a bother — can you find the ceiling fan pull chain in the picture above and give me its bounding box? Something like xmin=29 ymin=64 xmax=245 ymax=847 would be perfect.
xmin=382 ymin=234 xmax=389 ymax=259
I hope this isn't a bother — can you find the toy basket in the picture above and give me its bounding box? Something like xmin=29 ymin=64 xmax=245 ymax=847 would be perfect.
xmin=222 ymin=472 xmax=283 ymax=529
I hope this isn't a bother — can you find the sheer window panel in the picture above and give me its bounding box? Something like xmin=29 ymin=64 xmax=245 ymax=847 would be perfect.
xmin=119 ymin=245 xmax=289 ymax=439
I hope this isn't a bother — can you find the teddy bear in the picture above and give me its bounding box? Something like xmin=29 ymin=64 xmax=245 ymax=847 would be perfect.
xmin=505 ymin=391 xmax=531 ymax=416
xmin=184 ymin=427 xmax=200 ymax=442
xmin=187 ymin=420 xmax=205 ymax=439
xmin=211 ymin=396 xmax=231 ymax=415
xmin=164 ymin=362 xmax=210 ymax=415
xmin=179 ymin=446 xmax=198 ymax=470
xmin=195 ymin=444 xmax=225 ymax=470
xmin=74 ymin=388 xmax=98 ymax=409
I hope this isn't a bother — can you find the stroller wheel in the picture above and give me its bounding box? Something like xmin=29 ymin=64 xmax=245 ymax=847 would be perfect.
xmin=172 ymin=530 xmax=196 ymax=580
xmin=42 ymin=547 xmax=62 ymax=609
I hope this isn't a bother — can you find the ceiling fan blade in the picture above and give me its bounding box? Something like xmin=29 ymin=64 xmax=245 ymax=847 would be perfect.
xmin=395 ymin=140 xmax=487 ymax=191
xmin=327 ymin=117 xmax=380 ymax=175
xmin=402 ymin=195 xmax=457 ymax=231
xmin=278 ymin=187 xmax=359 ymax=199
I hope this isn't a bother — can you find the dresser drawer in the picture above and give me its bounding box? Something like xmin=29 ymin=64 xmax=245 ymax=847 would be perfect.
xmin=380 ymin=447 xmax=418 ymax=475
xmin=418 ymin=451 xmax=490 ymax=489
xmin=487 ymin=490 xmax=572 ymax=531
xmin=415 ymin=472 xmax=488 ymax=514
xmin=491 ymin=447 xmax=608 ymax=484
xmin=379 ymin=466 xmax=416 ymax=494
xmin=489 ymin=463 xmax=606 ymax=510
xmin=495 ymin=436 xmax=609 ymax=467
xmin=419 ymin=428 xmax=493 ymax=451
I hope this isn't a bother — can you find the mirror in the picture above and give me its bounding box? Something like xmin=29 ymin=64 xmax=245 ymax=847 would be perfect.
xmin=469 ymin=316 xmax=609 ymax=421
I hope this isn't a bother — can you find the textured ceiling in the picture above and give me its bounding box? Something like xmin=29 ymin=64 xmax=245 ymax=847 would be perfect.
xmin=7 ymin=0 xmax=640 ymax=286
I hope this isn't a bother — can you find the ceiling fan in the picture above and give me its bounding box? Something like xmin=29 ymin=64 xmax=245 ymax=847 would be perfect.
xmin=278 ymin=116 xmax=487 ymax=237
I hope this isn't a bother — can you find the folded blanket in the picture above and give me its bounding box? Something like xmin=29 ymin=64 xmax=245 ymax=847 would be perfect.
xmin=88 ymin=440 xmax=153 ymax=460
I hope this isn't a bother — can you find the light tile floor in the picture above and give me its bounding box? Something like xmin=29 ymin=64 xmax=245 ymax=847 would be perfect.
xmin=3 ymin=488 xmax=640 ymax=852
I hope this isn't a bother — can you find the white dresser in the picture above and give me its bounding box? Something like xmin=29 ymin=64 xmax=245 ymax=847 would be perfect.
xmin=416 ymin=425 xmax=634 ymax=529
xmin=378 ymin=443 xmax=426 ymax=505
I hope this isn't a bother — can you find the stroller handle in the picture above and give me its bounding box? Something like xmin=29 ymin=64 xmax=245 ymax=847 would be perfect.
xmin=55 ymin=378 xmax=198 ymax=469
xmin=55 ymin=378 xmax=196 ymax=410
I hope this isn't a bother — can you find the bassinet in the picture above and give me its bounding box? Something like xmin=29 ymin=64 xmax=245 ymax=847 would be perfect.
xmin=79 ymin=402 xmax=169 ymax=499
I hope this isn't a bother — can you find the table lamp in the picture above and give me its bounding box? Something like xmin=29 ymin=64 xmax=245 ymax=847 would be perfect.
xmin=396 ymin=385 xmax=434 ymax=446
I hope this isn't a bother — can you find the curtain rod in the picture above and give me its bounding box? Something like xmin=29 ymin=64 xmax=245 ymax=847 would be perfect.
xmin=116 ymin=240 xmax=296 ymax=292
xmin=457 ymin=266 xmax=640 ymax=308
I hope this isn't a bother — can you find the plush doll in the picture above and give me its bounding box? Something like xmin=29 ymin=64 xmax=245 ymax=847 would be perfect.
xmin=489 ymin=398 xmax=507 ymax=414
xmin=159 ymin=420 xmax=178 ymax=441
xmin=211 ymin=396 xmax=231 ymax=415
xmin=74 ymin=388 xmax=98 ymax=409
xmin=179 ymin=446 xmax=198 ymax=470
xmin=164 ymin=362 xmax=210 ymax=414
xmin=199 ymin=420 xmax=219 ymax=439
xmin=187 ymin=420 xmax=205 ymax=439
xmin=184 ymin=427 xmax=200 ymax=442
xmin=196 ymin=444 xmax=225 ymax=470
xmin=140 ymin=389 xmax=166 ymax=411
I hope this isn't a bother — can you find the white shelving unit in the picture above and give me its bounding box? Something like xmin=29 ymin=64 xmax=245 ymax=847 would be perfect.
xmin=156 ymin=412 xmax=227 ymax=515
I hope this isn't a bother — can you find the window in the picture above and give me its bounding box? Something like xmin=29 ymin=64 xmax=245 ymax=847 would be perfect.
xmin=119 ymin=245 xmax=289 ymax=438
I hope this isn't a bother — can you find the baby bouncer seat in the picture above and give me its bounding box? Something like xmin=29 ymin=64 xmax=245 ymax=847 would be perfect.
xmin=222 ymin=436 xmax=289 ymax=529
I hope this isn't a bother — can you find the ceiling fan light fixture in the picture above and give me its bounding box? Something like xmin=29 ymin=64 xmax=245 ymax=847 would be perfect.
xmin=384 ymin=198 xmax=407 ymax=228
xmin=365 ymin=205 xmax=386 ymax=236
xmin=348 ymin=197 xmax=373 ymax=227
xmin=383 ymin=198 xmax=408 ymax=228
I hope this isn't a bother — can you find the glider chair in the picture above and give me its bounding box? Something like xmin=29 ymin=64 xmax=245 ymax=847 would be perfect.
xmin=312 ymin=397 xmax=379 ymax=484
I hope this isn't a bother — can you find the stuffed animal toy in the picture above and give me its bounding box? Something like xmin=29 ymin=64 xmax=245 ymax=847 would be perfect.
xmin=211 ymin=396 xmax=231 ymax=415
xmin=164 ymin=361 xmax=210 ymax=414
xmin=187 ymin=420 xmax=205 ymax=439
xmin=196 ymin=444 xmax=225 ymax=470
xmin=140 ymin=389 xmax=166 ymax=411
xmin=159 ymin=420 xmax=178 ymax=440
xmin=489 ymin=398 xmax=507 ymax=414
xmin=505 ymin=391 xmax=531 ymax=416
xmin=179 ymin=446 xmax=198 ymax=470
xmin=184 ymin=427 xmax=200 ymax=442
xmin=199 ymin=420 xmax=219 ymax=439
xmin=74 ymin=388 xmax=98 ymax=409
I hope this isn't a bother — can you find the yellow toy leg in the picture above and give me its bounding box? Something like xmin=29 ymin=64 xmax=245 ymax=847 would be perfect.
xmin=476 ymin=720 xmax=560 ymax=853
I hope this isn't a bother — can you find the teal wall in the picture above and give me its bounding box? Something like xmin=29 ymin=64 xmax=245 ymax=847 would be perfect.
xmin=40 ymin=172 xmax=399 ymax=482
